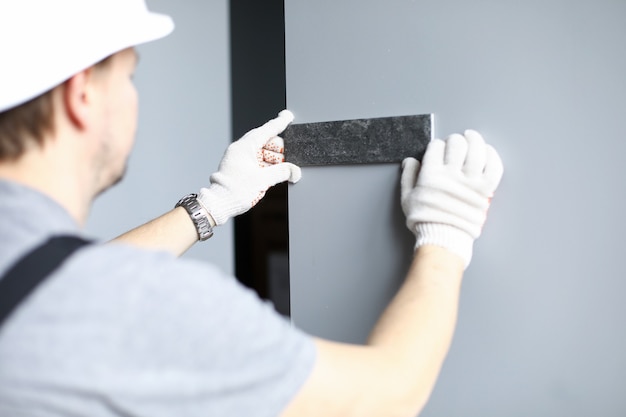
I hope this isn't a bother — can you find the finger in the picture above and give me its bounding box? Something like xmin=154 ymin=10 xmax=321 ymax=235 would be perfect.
xmin=263 ymin=162 xmax=302 ymax=185
xmin=444 ymin=133 xmax=469 ymax=168
xmin=256 ymin=149 xmax=280 ymax=167
xmin=262 ymin=149 xmax=285 ymax=164
xmin=247 ymin=110 xmax=295 ymax=148
xmin=256 ymin=149 xmax=265 ymax=166
xmin=462 ymin=129 xmax=487 ymax=175
xmin=483 ymin=144 xmax=504 ymax=190
xmin=400 ymin=157 xmax=420 ymax=203
xmin=421 ymin=138 xmax=445 ymax=167
xmin=264 ymin=137 xmax=284 ymax=153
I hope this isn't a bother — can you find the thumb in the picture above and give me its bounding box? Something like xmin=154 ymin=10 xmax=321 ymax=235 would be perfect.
xmin=262 ymin=162 xmax=302 ymax=186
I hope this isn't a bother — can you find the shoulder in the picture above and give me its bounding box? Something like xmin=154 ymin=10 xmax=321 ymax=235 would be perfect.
xmin=55 ymin=241 xmax=279 ymax=329
xmin=1 ymin=242 xmax=317 ymax=416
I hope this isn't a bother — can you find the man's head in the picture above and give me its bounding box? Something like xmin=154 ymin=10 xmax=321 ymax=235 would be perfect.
xmin=0 ymin=56 xmax=115 ymax=162
xmin=0 ymin=0 xmax=174 ymax=213
xmin=0 ymin=0 xmax=173 ymax=162
xmin=78 ymin=48 xmax=141 ymax=193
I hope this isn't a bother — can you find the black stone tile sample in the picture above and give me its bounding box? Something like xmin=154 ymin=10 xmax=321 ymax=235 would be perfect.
xmin=283 ymin=114 xmax=432 ymax=166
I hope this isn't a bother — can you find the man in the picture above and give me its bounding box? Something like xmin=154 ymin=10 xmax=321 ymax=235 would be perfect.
xmin=0 ymin=1 xmax=503 ymax=416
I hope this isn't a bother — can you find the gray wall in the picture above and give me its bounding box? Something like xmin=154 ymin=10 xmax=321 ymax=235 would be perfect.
xmin=286 ymin=1 xmax=626 ymax=415
xmin=85 ymin=0 xmax=234 ymax=275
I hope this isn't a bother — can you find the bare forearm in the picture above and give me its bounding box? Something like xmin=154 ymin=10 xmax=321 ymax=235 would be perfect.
xmin=111 ymin=207 xmax=200 ymax=256
xmin=283 ymin=246 xmax=466 ymax=417
xmin=367 ymin=245 xmax=464 ymax=412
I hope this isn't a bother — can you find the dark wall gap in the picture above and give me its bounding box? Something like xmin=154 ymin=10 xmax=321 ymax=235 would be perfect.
xmin=229 ymin=0 xmax=290 ymax=316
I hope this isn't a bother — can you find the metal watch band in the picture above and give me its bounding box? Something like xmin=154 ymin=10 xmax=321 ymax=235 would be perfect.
xmin=175 ymin=193 xmax=213 ymax=241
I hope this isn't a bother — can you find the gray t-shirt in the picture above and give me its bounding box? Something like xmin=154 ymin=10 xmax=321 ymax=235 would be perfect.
xmin=0 ymin=180 xmax=315 ymax=417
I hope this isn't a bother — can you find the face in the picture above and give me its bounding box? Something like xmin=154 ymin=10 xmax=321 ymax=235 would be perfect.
xmin=90 ymin=48 xmax=139 ymax=195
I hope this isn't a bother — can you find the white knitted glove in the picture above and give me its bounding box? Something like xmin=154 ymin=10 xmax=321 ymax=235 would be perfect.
xmin=401 ymin=130 xmax=504 ymax=268
xmin=198 ymin=110 xmax=302 ymax=226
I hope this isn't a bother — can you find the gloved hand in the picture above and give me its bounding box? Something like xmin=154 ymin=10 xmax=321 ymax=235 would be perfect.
xmin=400 ymin=130 xmax=504 ymax=268
xmin=198 ymin=110 xmax=302 ymax=226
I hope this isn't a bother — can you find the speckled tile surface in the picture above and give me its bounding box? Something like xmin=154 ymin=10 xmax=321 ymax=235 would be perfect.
xmin=283 ymin=114 xmax=432 ymax=166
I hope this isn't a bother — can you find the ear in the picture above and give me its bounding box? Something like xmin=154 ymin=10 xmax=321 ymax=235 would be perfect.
xmin=62 ymin=68 xmax=97 ymax=130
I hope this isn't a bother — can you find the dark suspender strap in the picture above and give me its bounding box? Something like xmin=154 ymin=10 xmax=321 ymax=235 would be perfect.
xmin=0 ymin=236 xmax=91 ymax=328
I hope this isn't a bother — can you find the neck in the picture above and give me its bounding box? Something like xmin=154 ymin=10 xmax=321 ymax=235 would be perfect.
xmin=0 ymin=134 xmax=95 ymax=227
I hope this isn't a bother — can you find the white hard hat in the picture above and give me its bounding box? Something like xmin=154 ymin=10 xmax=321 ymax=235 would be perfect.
xmin=0 ymin=0 xmax=174 ymax=113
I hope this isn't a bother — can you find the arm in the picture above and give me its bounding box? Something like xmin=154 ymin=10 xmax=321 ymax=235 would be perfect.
xmin=283 ymin=245 xmax=464 ymax=417
xmin=282 ymin=130 xmax=504 ymax=417
xmin=111 ymin=110 xmax=301 ymax=256
xmin=111 ymin=207 xmax=202 ymax=256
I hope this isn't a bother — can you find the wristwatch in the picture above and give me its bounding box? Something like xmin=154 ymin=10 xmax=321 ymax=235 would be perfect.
xmin=175 ymin=193 xmax=214 ymax=241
